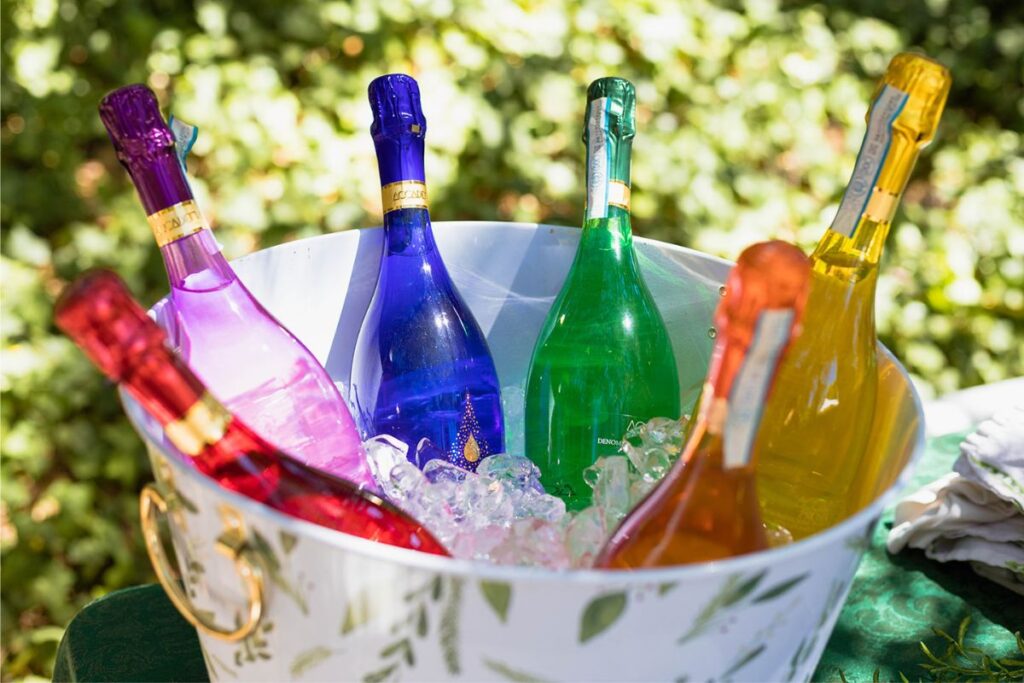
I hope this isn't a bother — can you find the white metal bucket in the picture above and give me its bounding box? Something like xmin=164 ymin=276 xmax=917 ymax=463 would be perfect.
xmin=122 ymin=222 xmax=924 ymax=681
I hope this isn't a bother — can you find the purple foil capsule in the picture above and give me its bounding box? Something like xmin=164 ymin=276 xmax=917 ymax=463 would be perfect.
xmin=99 ymin=84 xmax=192 ymax=216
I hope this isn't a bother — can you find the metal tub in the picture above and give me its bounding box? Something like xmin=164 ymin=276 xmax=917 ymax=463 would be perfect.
xmin=122 ymin=222 xmax=923 ymax=681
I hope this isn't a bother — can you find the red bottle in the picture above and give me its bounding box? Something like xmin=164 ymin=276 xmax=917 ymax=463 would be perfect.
xmin=55 ymin=270 xmax=448 ymax=556
xmin=594 ymin=241 xmax=810 ymax=569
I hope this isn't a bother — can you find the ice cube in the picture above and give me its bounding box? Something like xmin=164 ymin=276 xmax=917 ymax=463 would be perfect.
xmin=514 ymin=491 xmax=567 ymax=523
xmin=382 ymin=461 xmax=426 ymax=504
xmin=423 ymin=458 xmax=471 ymax=485
xmin=414 ymin=437 xmax=446 ymax=469
xmin=621 ymin=416 xmax=686 ymax=481
xmin=477 ymin=454 xmax=545 ymax=494
xmin=585 ymin=456 xmax=632 ymax=524
xmin=363 ymin=434 xmax=410 ymax=487
xmin=565 ymin=507 xmax=607 ymax=568
xmin=450 ymin=524 xmax=509 ymax=560
xmin=465 ymin=476 xmax=514 ymax=528
xmin=629 ymin=477 xmax=656 ymax=506
xmin=489 ymin=518 xmax=570 ymax=569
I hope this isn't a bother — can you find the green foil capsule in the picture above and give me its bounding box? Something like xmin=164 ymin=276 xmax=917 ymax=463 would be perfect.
xmin=524 ymin=77 xmax=682 ymax=510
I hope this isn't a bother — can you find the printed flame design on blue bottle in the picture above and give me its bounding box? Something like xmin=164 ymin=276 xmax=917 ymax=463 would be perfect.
xmin=351 ymin=74 xmax=504 ymax=471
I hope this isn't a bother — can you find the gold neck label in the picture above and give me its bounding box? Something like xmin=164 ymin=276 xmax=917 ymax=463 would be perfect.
xmin=829 ymin=84 xmax=909 ymax=238
xmin=863 ymin=187 xmax=899 ymax=224
xmin=164 ymin=392 xmax=230 ymax=457
xmin=607 ymin=180 xmax=631 ymax=211
xmin=381 ymin=180 xmax=428 ymax=215
xmin=147 ymin=200 xmax=208 ymax=247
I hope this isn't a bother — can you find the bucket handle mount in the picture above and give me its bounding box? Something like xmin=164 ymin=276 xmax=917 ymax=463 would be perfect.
xmin=140 ymin=482 xmax=265 ymax=642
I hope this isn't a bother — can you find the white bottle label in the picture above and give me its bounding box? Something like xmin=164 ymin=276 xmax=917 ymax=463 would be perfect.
xmin=585 ymin=97 xmax=612 ymax=220
xmin=829 ymin=85 xmax=909 ymax=238
xmin=724 ymin=309 xmax=794 ymax=469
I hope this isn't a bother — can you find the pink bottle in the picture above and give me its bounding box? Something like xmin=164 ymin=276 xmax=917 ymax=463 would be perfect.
xmin=99 ymin=84 xmax=374 ymax=488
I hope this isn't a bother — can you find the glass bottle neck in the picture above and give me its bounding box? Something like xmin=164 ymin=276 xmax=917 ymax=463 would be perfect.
xmin=160 ymin=230 xmax=234 ymax=290
xmin=817 ymin=103 xmax=924 ymax=271
xmin=381 ymin=207 xmax=437 ymax=256
xmin=374 ymin=132 xmax=433 ymax=256
xmin=126 ymin=152 xmax=233 ymax=288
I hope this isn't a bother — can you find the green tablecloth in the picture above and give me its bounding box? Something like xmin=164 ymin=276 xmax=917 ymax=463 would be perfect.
xmin=53 ymin=431 xmax=1021 ymax=682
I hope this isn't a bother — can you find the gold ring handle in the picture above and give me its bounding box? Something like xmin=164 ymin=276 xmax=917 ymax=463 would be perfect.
xmin=140 ymin=483 xmax=265 ymax=642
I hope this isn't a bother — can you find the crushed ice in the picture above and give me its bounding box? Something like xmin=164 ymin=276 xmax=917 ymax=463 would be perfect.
xmin=365 ymin=416 xmax=691 ymax=569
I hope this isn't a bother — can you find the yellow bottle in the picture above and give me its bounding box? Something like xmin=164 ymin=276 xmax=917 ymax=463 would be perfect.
xmin=756 ymin=53 xmax=952 ymax=540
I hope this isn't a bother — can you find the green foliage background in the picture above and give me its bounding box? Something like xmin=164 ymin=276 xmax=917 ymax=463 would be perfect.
xmin=1 ymin=0 xmax=1021 ymax=678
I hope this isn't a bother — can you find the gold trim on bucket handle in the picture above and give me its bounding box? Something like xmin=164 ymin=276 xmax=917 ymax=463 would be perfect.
xmin=140 ymin=483 xmax=265 ymax=642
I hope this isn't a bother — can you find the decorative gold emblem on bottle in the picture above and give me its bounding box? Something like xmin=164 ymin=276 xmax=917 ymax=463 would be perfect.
xmin=451 ymin=393 xmax=489 ymax=471
xmin=463 ymin=434 xmax=481 ymax=463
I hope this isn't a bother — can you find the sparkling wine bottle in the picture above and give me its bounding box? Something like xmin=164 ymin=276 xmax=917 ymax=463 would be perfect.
xmin=594 ymin=241 xmax=810 ymax=569
xmin=524 ymin=77 xmax=681 ymax=510
xmin=55 ymin=271 xmax=447 ymax=554
xmin=756 ymin=54 xmax=952 ymax=540
xmin=351 ymin=74 xmax=504 ymax=472
xmin=99 ymin=85 xmax=373 ymax=488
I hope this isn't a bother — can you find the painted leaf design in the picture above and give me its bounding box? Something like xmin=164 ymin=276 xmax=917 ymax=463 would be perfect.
xmin=341 ymin=589 xmax=375 ymax=635
xmin=431 ymin=575 xmax=443 ymax=601
xmin=416 ymin=604 xmax=428 ymax=637
xmin=658 ymin=582 xmax=678 ymax=596
xmin=724 ymin=570 xmax=767 ymax=606
xmin=250 ymin=531 xmax=280 ymax=572
xmin=440 ymin=578 xmax=462 ymax=675
xmin=479 ymin=580 xmax=512 ymax=622
xmin=579 ymin=592 xmax=628 ymax=643
xmin=279 ymin=530 xmax=298 ymax=555
xmin=723 ymin=644 xmax=766 ymax=677
xmin=380 ymin=638 xmax=414 ymax=666
xmin=678 ymin=570 xmax=766 ymax=644
xmin=252 ymin=530 xmax=308 ymax=615
xmin=176 ymin=488 xmax=199 ymax=513
xmin=363 ymin=663 xmax=398 ymax=683
xmin=752 ymin=573 xmax=809 ymax=603
xmin=483 ymin=658 xmax=554 ymax=683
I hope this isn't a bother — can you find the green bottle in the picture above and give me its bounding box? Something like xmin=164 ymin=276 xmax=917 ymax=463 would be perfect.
xmin=524 ymin=77 xmax=681 ymax=510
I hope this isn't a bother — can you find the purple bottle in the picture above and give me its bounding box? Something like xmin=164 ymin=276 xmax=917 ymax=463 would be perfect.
xmin=99 ymin=84 xmax=374 ymax=488
xmin=350 ymin=74 xmax=504 ymax=471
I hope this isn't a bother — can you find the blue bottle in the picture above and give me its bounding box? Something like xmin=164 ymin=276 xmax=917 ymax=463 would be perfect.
xmin=351 ymin=74 xmax=505 ymax=471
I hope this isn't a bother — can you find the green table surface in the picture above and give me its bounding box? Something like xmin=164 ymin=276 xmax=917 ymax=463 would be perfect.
xmin=53 ymin=431 xmax=1022 ymax=682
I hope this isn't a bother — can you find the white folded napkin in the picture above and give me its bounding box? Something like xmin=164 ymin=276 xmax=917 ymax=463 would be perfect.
xmin=887 ymin=403 xmax=1024 ymax=595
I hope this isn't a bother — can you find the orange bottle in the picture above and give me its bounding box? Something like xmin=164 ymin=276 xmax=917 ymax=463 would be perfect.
xmin=594 ymin=241 xmax=810 ymax=569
